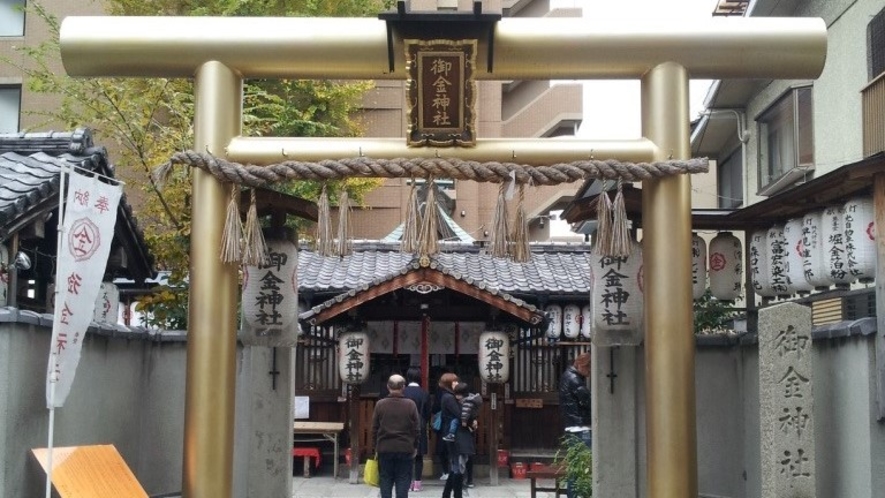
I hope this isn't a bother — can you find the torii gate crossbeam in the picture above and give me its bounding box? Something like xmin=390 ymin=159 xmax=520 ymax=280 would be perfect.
xmin=59 ymin=15 xmax=826 ymax=498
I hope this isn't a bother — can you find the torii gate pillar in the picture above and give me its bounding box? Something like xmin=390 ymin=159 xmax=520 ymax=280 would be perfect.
xmin=58 ymin=13 xmax=826 ymax=498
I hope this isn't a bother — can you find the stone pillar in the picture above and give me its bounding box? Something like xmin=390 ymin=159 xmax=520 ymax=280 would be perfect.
xmin=759 ymin=302 xmax=815 ymax=497
xmin=591 ymin=345 xmax=640 ymax=498
xmin=233 ymin=346 xmax=295 ymax=498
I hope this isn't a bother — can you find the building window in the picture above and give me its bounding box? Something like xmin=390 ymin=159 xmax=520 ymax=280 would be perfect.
xmin=0 ymin=0 xmax=25 ymax=37
xmin=0 ymin=85 xmax=21 ymax=132
xmin=717 ymin=148 xmax=743 ymax=209
xmin=756 ymin=86 xmax=813 ymax=195
xmin=869 ymin=7 xmax=885 ymax=79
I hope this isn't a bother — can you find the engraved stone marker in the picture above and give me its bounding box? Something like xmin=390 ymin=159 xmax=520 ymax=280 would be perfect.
xmin=759 ymin=302 xmax=815 ymax=497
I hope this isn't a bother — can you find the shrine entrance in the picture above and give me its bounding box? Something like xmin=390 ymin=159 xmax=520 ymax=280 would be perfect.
xmin=58 ymin=4 xmax=826 ymax=497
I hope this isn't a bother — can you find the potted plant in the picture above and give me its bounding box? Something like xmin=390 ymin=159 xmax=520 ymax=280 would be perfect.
xmin=555 ymin=434 xmax=593 ymax=497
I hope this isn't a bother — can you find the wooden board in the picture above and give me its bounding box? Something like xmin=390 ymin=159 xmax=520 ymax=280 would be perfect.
xmin=31 ymin=445 xmax=148 ymax=498
xmin=515 ymin=398 xmax=543 ymax=409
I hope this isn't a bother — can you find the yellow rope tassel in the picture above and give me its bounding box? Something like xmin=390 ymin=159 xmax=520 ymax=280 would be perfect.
xmin=610 ymin=181 xmax=632 ymax=257
xmin=417 ymin=179 xmax=440 ymax=257
xmin=489 ymin=183 xmax=510 ymax=259
xmin=219 ymin=185 xmax=243 ymax=264
xmin=596 ymin=186 xmax=613 ymax=256
xmin=335 ymin=189 xmax=352 ymax=257
xmin=510 ymin=184 xmax=530 ymax=262
xmin=242 ymin=189 xmax=268 ymax=267
xmin=315 ymin=185 xmax=334 ymax=257
xmin=401 ymin=179 xmax=419 ymax=253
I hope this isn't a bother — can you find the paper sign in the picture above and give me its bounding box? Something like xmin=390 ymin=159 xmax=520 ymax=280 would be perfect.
xmin=294 ymin=396 xmax=310 ymax=419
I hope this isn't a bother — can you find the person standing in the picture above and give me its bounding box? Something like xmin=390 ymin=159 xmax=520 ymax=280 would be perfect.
xmin=403 ymin=366 xmax=431 ymax=492
xmin=373 ymin=374 xmax=420 ymax=498
xmin=432 ymin=372 xmax=458 ymax=481
xmin=558 ymin=352 xmax=592 ymax=498
xmin=441 ymin=382 xmax=476 ymax=498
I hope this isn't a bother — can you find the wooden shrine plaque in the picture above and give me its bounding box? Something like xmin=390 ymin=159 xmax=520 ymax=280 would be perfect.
xmin=31 ymin=445 xmax=148 ymax=498
xmin=515 ymin=398 xmax=543 ymax=409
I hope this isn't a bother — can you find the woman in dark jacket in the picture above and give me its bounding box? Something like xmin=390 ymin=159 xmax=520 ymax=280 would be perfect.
xmin=403 ymin=366 xmax=431 ymax=492
xmin=441 ymin=381 xmax=475 ymax=498
xmin=433 ymin=372 xmax=459 ymax=480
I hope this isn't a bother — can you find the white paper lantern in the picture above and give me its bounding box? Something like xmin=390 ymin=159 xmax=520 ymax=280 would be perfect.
xmin=0 ymin=245 xmax=8 ymax=307
xmin=339 ymin=332 xmax=370 ymax=384
xmin=691 ymin=233 xmax=707 ymax=300
xmin=562 ymin=304 xmax=581 ymax=339
xmin=749 ymin=230 xmax=775 ymax=298
xmin=708 ymin=232 xmax=742 ymax=301
xmin=591 ymin=239 xmax=643 ymax=346
xmin=766 ymin=225 xmax=790 ymax=296
xmin=580 ymin=304 xmax=592 ymax=339
xmin=478 ymin=331 xmax=510 ymax=383
xmin=802 ymin=210 xmax=831 ymax=289
xmin=783 ymin=218 xmax=813 ymax=295
xmin=241 ymin=236 xmax=299 ymax=344
xmin=545 ymin=304 xmax=563 ymax=339
xmin=821 ymin=205 xmax=852 ymax=287
xmin=93 ymin=282 xmax=120 ymax=323
xmin=843 ymin=197 xmax=876 ymax=283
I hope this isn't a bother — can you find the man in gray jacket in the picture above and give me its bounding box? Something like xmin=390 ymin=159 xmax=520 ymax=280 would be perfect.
xmin=372 ymin=374 xmax=420 ymax=498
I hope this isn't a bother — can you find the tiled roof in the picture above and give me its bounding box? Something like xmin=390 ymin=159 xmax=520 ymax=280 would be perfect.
xmin=0 ymin=129 xmax=154 ymax=282
xmin=298 ymin=241 xmax=592 ymax=297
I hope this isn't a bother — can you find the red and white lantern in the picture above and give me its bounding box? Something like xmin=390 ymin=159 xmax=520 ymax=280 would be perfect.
xmin=545 ymin=304 xmax=563 ymax=339
xmin=93 ymin=282 xmax=120 ymax=323
xmin=822 ymin=205 xmax=852 ymax=287
xmin=580 ymin=304 xmax=592 ymax=339
xmin=691 ymin=233 xmax=707 ymax=300
xmin=479 ymin=331 xmax=510 ymax=383
xmin=802 ymin=210 xmax=831 ymax=289
xmin=241 ymin=233 xmax=299 ymax=345
xmin=783 ymin=218 xmax=813 ymax=295
xmin=749 ymin=230 xmax=775 ymax=298
xmin=591 ymin=239 xmax=643 ymax=346
xmin=843 ymin=197 xmax=876 ymax=283
xmin=766 ymin=225 xmax=789 ymax=296
xmin=708 ymin=232 xmax=742 ymax=301
xmin=338 ymin=332 xmax=370 ymax=384
xmin=562 ymin=304 xmax=581 ymax=339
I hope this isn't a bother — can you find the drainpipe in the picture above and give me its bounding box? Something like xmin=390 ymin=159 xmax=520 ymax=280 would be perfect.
xmin=703 ymin=108 xmax=750 ymax=207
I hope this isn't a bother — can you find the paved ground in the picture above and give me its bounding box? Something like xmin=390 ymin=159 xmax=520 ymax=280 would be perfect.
xmin=292 ymin=475 xmax=543 ymax=498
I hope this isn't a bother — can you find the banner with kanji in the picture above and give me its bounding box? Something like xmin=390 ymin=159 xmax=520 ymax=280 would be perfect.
xmin=46 ymin=169 xmax=122 ymax=408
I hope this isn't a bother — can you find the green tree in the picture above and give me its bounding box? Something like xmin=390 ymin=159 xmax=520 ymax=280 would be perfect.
xmin=14 ymin=1 xmax=390 ymax=328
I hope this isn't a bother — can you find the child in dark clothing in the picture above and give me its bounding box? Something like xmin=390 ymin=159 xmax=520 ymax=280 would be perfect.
xmin=442 ymin=383 xmax=482 ymax=442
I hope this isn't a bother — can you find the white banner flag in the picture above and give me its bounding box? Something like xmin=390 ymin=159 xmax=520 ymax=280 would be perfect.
xmin=46 ymin=169 xmax=122 ymax=408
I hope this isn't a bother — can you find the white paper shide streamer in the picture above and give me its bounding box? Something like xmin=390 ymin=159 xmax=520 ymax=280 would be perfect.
xmin=47 ymin=170 xmax=122 ymax=408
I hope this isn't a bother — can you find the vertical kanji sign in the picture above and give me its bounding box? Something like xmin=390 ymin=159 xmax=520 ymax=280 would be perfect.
xmin=46 ymin=169 xmax=122 ymax=408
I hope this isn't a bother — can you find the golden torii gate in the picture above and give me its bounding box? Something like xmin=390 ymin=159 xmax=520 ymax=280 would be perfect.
xmin=60 ymin=13 xmax=825 ymax=498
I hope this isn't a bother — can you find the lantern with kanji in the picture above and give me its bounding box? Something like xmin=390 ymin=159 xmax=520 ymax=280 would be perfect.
xmin=92 ymin=282 xmax=119 ymax=323
xmin=580 ymin=304 xmax=592 ymax=339
xmin=766 ymin=225 xmax=789 ymax=297
xmin=591 ymin=239 xmax=643 ymax=346
xmin=338 ymin=332 xmax=370 ymax=384
xmin=545 ymin=304 xmax=563 ymax=339
xmin=479 ymin=331 xmax=510 ymax=383
xmin=749 ymin=230 xmax=775 ymax=298
xmin=241 ymin=229 xmax=299 ymax=346
xmin=708 ymin=232 xmax=742 ymax=301
xmin=783 ymin=218 xmax=813 ymax=295
xmin=0 ymin=244 xmax=8 ymax=307
xmin=802 ymin=210 xmax=831 ymax=289
xmin=691 ymin=233 xmax=707 ymax=300
xmin=562 ymin=304 xmax=581 ymax=339
xmin=822 ymin=205 xmax=852 ymax=288
xmin=843 ymin=196 xmax=876 ymax=283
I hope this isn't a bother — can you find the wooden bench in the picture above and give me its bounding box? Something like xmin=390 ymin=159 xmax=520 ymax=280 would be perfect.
xmin=291 ymin=447 xmax=321 ymax=477
xmin=525 ymin=465 xmax=567 ymax=498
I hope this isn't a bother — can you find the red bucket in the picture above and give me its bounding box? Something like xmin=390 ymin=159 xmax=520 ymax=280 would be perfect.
xmin=511 ymin=462 xmax=526 ymax=479
xmin=497 ymin=449 xmax=510 ymax=467
xmin=530 ymin=462 xmax=546 ymax=472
